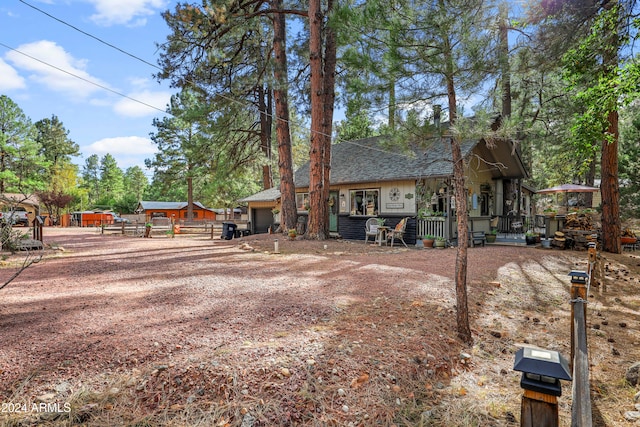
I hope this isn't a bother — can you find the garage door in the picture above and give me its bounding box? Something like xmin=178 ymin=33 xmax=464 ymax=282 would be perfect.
xmin=253 ymin=208 xmax=273 ymax=234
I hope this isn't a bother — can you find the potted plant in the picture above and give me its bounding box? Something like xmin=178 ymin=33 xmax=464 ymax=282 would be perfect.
xmin=485 ymin=229 xmax=497 ymax=243
xmin=434 ymin=236 xmax=446 ymax=249
xmin=288 ymin=228 xmax=297 ymax=240
xmin=144 ymin=222 xmax=152 ymax=238
xmin=422 ymin=234 xmax=435 ymax=248
xmin=525 ymin=231 xmax=538 ymax=245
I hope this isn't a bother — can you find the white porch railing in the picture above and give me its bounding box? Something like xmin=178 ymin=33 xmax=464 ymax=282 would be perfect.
xmin=417 ymin=217 xmax=447 ymax=239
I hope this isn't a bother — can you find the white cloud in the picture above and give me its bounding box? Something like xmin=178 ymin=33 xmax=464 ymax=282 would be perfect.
xmin=84 ymin=136 xmax=157 ymax=169
xmin=113 ymin=90 xmax=171 ymax=117
xmin=0 ymin=59 xmax=25 ymax=91
xmin=88 ymin=0 xmax=168 ymax=26
xmin=87 ymin=136 xmax=157 ymax=156
xmin=5 ymin=40 xmax=108 ymax=98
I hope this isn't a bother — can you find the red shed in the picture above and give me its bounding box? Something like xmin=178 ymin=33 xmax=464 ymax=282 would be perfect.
xmin=136 ymin=201 xmax=217 ymax=223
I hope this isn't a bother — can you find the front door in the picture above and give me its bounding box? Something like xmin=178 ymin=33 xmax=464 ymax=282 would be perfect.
xmin=329 ymin=191 xmax=338 ymax=233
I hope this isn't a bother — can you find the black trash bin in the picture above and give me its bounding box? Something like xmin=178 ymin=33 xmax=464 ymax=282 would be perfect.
xmin=221 ymin=222 xmax=237 ymax=240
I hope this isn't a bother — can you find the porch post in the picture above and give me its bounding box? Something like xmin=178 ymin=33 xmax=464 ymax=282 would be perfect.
xmin=496 ymin=180 xmax=504 ymax=216
xmin=446 ymin=192 xmax=452 ymax=241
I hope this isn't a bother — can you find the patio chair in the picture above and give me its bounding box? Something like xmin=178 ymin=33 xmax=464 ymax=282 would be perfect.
xmin=387 ymin=217 xmax=409 ymax=248
xmin=469 ymin=230 xmax=486 ymax=247
xmin=365 ymin=218 xmax=379 ymax=244
xmin=490 ymin=216 xmax=499 ymax=232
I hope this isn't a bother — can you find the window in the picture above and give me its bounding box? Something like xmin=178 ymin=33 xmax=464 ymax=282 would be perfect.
xmin=350 ymin=189 xmax=379 ymax=216
xmin=296 ymin=192 xmax=310 ymax=211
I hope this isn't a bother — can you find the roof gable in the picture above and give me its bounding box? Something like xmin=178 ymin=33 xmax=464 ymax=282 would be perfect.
xmin=238 ymin=187 xmax=281 ymax=203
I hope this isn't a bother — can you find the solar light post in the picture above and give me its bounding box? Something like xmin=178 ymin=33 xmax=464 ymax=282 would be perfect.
xmin=514 ymin=347 xmax=571 ymax=427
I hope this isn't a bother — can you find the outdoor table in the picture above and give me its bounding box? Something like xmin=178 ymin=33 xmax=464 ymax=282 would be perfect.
xmin=376 ymin=225 xmax=390 ymax=246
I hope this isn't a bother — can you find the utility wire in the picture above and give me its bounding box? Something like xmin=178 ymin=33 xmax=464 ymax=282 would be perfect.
xmin=18 ymin=0 xmax=162 ymax=72
xmin=0 ymin=41 xmax=167 ymax=115
xmin=14 ymin=0 xmax=421 ymax=160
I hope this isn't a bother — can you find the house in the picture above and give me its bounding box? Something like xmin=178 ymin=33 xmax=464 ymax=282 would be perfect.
xmin=136 ymin=201 xmax=217 ymax=223
xmin=241 ymin=133 xmax=529 ymax=243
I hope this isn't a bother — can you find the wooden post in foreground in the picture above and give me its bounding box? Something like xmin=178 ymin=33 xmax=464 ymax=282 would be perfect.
xmin=571 ymin=298 xmax=593 ymax=427
xmin=514 ymin=347 xmax=571 ymax=427
xmin=521 ymin=390 xmax=558 ymax=427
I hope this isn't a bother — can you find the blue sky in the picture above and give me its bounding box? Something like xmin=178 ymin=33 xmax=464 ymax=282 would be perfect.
xmin=1 ymin=0 xmax=177 ymax=175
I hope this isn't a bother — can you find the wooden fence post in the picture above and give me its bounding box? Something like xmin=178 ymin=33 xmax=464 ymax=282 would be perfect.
xmin=571 ymin=298 xmax=593 ymax=426
xmin=569 ymin=271 xmax=588 ymax=368
xmin=521 ymin=390 xmax=559 ymax=427
xmin=587 ymin=242 xmax=603 ymax=294
xmin=514 ymin=347 xmax=571 ymax=427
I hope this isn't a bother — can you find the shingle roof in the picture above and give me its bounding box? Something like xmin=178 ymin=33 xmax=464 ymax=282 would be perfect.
xmin=294 ymin=136 xmax=477 ymax=187
xmin=138 ymin=201 xmax=210 ymax=210
xmin=238 ymin=187 xmax=281 ymax=203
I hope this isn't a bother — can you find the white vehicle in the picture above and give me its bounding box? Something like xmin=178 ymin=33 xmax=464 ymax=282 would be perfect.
xmin=0 ymin=207 xmax=29 ymax=226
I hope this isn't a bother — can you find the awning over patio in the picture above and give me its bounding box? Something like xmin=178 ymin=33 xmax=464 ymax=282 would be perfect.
xmin=536 ymin=184 xmax=599 ymax=194
xmin=536 ymin=184 xmax=600 ymax=212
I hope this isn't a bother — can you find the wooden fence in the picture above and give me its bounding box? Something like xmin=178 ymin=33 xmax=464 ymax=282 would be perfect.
xmin=416 ymin=217 xmax=447 ymax=239
xmin=100 ymin=219 xmax=250 ymax=239
xmin=518 ymin=244 xmax=596 ymax=426
xmin=569 ymin=243 xmax=597 ymax=426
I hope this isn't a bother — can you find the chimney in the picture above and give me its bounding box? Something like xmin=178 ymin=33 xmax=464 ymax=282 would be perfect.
xmin=433 ymin=105 xmax=441 ymax=130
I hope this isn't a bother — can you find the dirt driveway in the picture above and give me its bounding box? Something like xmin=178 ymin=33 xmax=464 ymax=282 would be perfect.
xmin=0 ymin=228 xmax=638 ymax=426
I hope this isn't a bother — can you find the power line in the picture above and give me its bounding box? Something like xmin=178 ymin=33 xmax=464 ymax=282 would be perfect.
xmin=17 ymin=0 xmax=332 ymax=140
xmin=18 ymin=0 xmax=162 ymax=72
xmin=13 ymin=0 xmax=416 ymax=161
xmin=0 ymin=41 xmax=168 ymax=115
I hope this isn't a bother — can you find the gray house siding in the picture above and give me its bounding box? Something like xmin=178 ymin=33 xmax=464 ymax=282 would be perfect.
xmin=338 ymin=215 xmax=416 ymax=245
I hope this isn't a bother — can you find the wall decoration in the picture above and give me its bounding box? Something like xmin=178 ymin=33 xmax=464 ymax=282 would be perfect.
xmin=389 ymin=187 xmax=401 ymax=201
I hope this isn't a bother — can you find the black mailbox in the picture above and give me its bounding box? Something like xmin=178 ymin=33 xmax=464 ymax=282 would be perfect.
xmin=514 ymin=347 xmax=571 ymax=397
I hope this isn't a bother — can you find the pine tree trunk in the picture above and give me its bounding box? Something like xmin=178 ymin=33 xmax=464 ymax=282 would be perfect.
xmin=307 ymin=0 xmax=325 ymax=239
xmin=451 ymin=136 xmax=472 ymax=344
xmin=187 ymin=175 xmax=193 ymax=221
xmin=601 ymin=109 xmax=621 ymax=253
xmin=271 ymin=0 xmax=297 ymax=233
xmin=499 ymin=3 xmax=511 ymax=119
xmin=600 ymin=5 xmax=621 ymax=254
xmin=319 ymin=0 xmax=336 ymax=239
xmin=444 ymin=27 xmax=472 ymax=344
xmin=258 ymin=85 xmax=273 ymax=190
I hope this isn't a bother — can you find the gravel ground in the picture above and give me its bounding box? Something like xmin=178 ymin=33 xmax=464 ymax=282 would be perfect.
xmin=0 ymin=227 xmax=638 ymax=426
